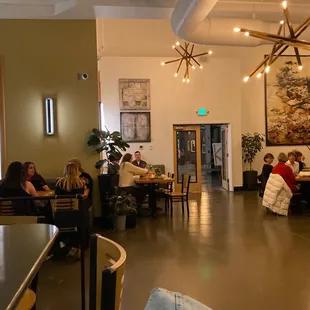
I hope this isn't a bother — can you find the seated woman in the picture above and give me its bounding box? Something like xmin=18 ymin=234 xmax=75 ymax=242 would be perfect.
xmin=119 ymin=153 xmax=148 ymax=204
xmin=0 ymin=161 xmax=37 ymax=215
xmin=263 ymin=153 xmax=297 ymax=216
xmin=259 ymin=153 xmax=274 ymax=197
xmin=23 ymin=162 xmax=50 ymax=191
xmin=55 ymin=163 xmax=86 ymax=196
xmin=273 ymin=152 xmax=298 ymax=192
xmin=293 ymin=150 xmax=305 ymax=172
xmin=285 ymin=152 xmax=299 ymax=176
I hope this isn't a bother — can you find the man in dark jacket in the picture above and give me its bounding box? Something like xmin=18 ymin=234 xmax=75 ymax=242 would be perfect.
xmin=132 ymin=151 xmax=147 ymax=168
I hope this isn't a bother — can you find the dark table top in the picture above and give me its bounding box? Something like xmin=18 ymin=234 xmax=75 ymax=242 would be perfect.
xmin=0 ymin=224 xmax=59 ymax=309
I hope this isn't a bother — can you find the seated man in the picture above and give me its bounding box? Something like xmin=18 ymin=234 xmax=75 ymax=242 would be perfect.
xmin=132 ymin=151 xmax=147 ymax=168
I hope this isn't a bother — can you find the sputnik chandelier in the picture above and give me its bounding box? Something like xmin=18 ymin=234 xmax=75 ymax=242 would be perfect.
xmin=161 ymin=41 xmax=212 ymax=83
xmin=233 ymin=0 xmax=310 ymax=82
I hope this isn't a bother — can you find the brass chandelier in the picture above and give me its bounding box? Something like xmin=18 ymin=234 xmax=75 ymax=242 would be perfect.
xmin=233 ymin=0 xmax=310 ymax=82
xmin=161 ymin=42 xmax=212 ymax=83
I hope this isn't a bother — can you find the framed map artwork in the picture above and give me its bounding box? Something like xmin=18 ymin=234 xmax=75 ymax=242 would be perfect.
xmin=119 ymin=79 xmax=150 ymax=110
xmin=120 ymin=112 xmax=151 ymax=142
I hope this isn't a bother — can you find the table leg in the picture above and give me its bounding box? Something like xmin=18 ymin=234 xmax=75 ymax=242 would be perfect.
xmin=148 ymin=184 xmax=157 ymax=217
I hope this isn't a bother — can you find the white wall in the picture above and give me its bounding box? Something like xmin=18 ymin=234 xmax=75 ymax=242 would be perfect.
xmin=99 ymin=19 xmax=310 ymax=187
xmin=100 ymin=56 xmax=243 ymax=187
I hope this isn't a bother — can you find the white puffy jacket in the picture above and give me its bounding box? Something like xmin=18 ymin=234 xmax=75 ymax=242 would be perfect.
xmin=263 ymin=173 xmax=293 ymax=216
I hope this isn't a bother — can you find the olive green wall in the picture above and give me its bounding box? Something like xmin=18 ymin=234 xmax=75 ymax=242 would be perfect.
xmin=0 ymin=20 xmax=100 ymax=213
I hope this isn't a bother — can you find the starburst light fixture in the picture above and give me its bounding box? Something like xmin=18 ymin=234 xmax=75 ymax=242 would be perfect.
xmin=233 ymin=1 xmax=310 ymax=82
xmin=161 ymin=42 xmax=212 ymax=83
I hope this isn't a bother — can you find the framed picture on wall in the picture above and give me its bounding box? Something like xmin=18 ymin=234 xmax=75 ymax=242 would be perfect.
xmin=119 ymin=79 xmax=150 ymax=110
xmin=265 ymin=55 xmax=310 ymax=145
xmin=120 ymin=112 xmax=151 ymax=142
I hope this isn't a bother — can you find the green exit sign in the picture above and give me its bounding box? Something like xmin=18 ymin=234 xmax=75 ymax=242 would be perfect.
xmin=197 ymin=108 xmax=208 ymax=116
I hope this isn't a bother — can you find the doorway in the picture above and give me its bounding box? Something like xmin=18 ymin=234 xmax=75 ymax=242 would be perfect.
xmin=173 ymin=124 xmax=232 ymax=193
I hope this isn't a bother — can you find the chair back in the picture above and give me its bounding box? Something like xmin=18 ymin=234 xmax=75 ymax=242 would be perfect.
xmin=167 ymin=173 xmax=174 ymax=192
xmin=51 ymin=197 xmax=80 ymax=229
xmin=89 ymin=234 xmax=126 ymax=310
xmin=0 ymin=200 xmax=14 ymax=215
xmin=181 ymin=175 xmax=191 ymax=195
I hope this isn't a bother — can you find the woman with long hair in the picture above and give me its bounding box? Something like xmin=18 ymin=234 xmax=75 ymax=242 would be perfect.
xmin=23 ymin=161 xmax=50 ymax=191
xmin=119 ymin=153 xmax=148 ymax=187
xmin=0 ymin=161 xmax=37 ymax=215
xmin=55 ymin=163 xmax=86 ymax=195
xmin=68 ymin=158 xmax=92 ymax=201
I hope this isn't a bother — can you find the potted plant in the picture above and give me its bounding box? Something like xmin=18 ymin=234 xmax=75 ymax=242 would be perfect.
xmin=87 ymin=128 xmax=129 ymax=224
xmin=242 ymin=132 xmax=264 ymax=190
xmin=109 ymin=188 xmax=137 ymax=231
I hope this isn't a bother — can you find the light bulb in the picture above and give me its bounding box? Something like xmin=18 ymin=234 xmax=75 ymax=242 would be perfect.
xmin=243 ymin=76 xmax=250 ymax=82
xmin=298 ymin=65 xmax=303 ymax=71
xmin=245 ymin=32 xmax=250 ymax=37
xmin=172 ymin=45 xmax=176 ymax=49
xmin=161 ymin=62 xmax=165 ymax=66
xmin=176 ymin=41 xmax=180 ymax=46
xmin=208 ymin=50 xmax=213 ymax=54
xmin=265 ymin=65 xmax=271 ymax=73
xmin=282 ymin=1 xmax=287 ymax=9
xmin=199 ymin=65 xmax=203 ymax=69
xmin=174 ymin=73 xmax=178 ymax=77
xmin=186 ymin=79 xmax=190 ymax=83
xmin=192 ymin=66 xmax=196 ymax=70
xmin=234 ymin=27 xmax=241 ymax=32
xmin=257 ymin=73 xmax=262 ymax=79
xmin=182 ymin=78 xmax=186 ymax=83
xmin=280 ymin=20 xmax=285 ymax=25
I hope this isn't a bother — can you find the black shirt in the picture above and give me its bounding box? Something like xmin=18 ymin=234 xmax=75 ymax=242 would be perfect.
xmin=55 ymin=185 xmax=84 ymax=196
xmin=261 ymin=164 xmax=273 ymax=181
xmin=132 ymin=160 xmax=147 ymax=168
xmin=29 ymin=174 xmax=47 ymax=191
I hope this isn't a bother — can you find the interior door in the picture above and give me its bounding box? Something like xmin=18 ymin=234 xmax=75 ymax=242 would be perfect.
xmin=221 ymin=125 xmax=229 ymax=191
xmin=173 ymin=125 xmax=201 ymax=193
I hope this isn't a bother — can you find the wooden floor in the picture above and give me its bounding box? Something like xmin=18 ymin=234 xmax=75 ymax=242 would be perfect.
xmin=37 ymin=190 xmax=310 ymax=310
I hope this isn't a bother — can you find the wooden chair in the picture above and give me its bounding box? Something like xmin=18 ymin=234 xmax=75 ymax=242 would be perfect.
xmin=166 ymin=174 xmax=191 ymax=217
xmin=89 ymin=234 xmax=126 ymax=310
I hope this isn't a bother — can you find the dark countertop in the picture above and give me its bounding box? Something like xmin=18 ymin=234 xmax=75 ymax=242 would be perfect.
xmin=0 ymin=224 xmax=58 ymax=309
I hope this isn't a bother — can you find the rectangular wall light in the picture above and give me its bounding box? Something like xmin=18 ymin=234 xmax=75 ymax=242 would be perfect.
xmin=45 ymin=97 xmax=55 ymax=136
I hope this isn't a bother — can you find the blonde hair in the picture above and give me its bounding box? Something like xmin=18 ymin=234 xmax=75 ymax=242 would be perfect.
xmin=68 ymin=158 xmax=84 ymax=173
xmin=56 ymin=163 xmax=85 ymax=192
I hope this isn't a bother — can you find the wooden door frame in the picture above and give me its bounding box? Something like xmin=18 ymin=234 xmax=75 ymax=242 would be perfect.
xmin=173 ymin=125 xmax=202 ymax=193
xmin=0 ymin=57 xmax=6 ymax=178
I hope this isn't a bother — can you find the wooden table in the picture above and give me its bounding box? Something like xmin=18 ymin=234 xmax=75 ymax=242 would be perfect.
xmin=135 ymin=178 xmax=174 ymax=216
xmin=296 ymin=176 xmax=310 ymax=182
xmin=37 ymin=190 xmax=55 ymax=197
xmin=0 ymin=224 xmax=58 ymax=309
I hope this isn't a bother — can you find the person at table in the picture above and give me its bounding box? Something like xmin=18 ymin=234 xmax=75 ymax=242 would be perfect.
xmin=132 ymin=151 xmax=147 ymax=168
xmin=258 ymin=153 xmax=274 ymax=197
xmin=293 ymin=150 xmax=305 ymax=172
xmin=119 ymin=153 xmax=148 ymax=205
xmin=68 ymin=158 xmax=92 ymax=203
xmin=0 ymin=161 xmax=37 ymax=215
xmin=285 ymin=152 xmax=299 ymax=176
xmin=273 ymin=153 xmax=298 ymax=192
xmin=55 ymin=163 xmax=86 ymax=196
xmin=23 ymin=161 xmax=50 ymax=191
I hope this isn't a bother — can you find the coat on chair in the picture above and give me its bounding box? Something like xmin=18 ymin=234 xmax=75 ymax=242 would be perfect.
xmin=263 ymin=173 xmax=293 ymax=216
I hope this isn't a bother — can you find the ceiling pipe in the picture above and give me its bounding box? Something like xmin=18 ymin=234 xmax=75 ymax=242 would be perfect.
xmin=171 ymin=0 xmax=310 ymax=46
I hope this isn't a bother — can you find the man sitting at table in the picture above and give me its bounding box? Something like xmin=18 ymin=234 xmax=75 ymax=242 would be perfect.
xmin=132 ymin=151 xmax=147 ymax=168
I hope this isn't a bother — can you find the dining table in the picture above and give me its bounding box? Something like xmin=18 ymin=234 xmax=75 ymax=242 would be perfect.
xmin=135 ymin=177 xmax=174 ymax=216
xmin=0 ymin=224 xmax=59 ymax=309
xmin=37 ymin=190 xmax=55 ymax=197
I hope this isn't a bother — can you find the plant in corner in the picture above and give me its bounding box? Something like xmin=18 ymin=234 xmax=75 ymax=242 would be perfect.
xmin=109 ymin=187 xmax=137 ymax=231
xmin=242 ymin=132 xmax=264 ymax=190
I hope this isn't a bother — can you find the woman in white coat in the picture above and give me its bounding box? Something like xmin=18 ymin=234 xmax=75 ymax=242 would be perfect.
xmin=119 ymin=153 xmax=148 ymax=204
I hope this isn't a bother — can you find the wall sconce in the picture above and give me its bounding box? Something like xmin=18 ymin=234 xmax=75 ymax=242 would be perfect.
xmin=45 ymin=97 xmax=55 ymax=136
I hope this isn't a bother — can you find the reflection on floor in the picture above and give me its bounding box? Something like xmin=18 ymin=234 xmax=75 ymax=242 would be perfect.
xmin=37 ymin=191 xmax=310 ymax=310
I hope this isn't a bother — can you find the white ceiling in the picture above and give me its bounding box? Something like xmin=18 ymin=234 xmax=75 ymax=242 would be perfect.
xmin=0 ymin=0 xmax=309 ymax=20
